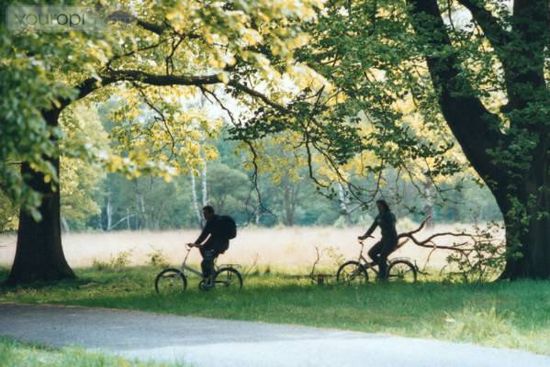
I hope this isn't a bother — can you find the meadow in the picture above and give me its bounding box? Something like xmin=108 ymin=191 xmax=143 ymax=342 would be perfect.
xmin=0 ymin=223 xmax=486 ymax=273
xmin=4 ymin=224 xmax=549 ymax=357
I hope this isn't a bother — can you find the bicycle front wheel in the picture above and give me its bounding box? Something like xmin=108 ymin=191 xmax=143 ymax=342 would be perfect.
xmin=388 ymin=260 xmax=417 ymax=282
xmin=155 ymin=268 xmax=187 ymax=294
xmin=214 ymin=267 xmax=243 ymax=289
xmin=336 ymin=261 xmax=368 ymax=285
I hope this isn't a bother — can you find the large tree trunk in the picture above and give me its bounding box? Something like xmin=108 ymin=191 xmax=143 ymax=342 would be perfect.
xmin=6 ymin=109 xmax=74 ymax=285
xmin=497 ymin=148 xmax=550 ymax=279
xmin=407 ymin=0 xmax=549 ymax=279
xmin=7 ymin=162 xmax=74 ymax=285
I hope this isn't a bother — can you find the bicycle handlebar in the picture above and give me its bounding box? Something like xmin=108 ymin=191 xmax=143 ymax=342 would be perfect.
xmin=357 ymin=235 xmax=374 ymax=245
xmin=181 ymin=244 xmax=195 ymax=267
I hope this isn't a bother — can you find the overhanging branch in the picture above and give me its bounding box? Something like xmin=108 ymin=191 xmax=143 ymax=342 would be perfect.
xmin=407 ymin=0 xmax=506 ymax=183
xmin=456 ymin=0 xmax=511 ymax=54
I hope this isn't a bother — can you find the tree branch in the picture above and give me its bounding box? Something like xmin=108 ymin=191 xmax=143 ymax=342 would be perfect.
xmin=407 ymin=0 xmax=506 ymax=185
xmin=227 ymin=81 xmax=289 ymax=114
xmin=397 ymin=216 xmax=483 ymax=254
xmin=69 ymin=69 xmax=291 ymax=120
xmin=107 ymin=10 xmax=169 ymax=36
xmin=456 ymin=0 xmax=511 ymax=54
xmin=104 ymin=69 xmax=221 ymax=86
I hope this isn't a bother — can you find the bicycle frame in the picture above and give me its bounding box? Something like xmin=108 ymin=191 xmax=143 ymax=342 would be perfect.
xmin=356 ymin=239 xmax=418 ymax=274
xmin=182 ymin=264 xmax=203 ymax=277
xmin=356 ymin=240 xmax=379 ymax=274
xmin=336 ymin=238 xmax=419 ymax=284
xmin=179 ymin=245 xmax=226 ymax=278
xmin=179 ymin=246 xmax=206 ymax=278
xmin=155 ymin=245 xmax=244 ymax=293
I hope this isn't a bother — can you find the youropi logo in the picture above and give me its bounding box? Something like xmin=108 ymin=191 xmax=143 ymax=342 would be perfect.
xmin=6 ymin=6 xmax=105 ymax=33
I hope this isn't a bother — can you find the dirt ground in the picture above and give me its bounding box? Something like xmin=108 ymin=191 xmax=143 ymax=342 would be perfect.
xmin=0 ymin=222 xmax=501 ymax=274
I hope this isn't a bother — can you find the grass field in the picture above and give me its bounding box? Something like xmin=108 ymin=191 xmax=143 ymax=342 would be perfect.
xmin=0 ymin=337 xmax=186 ymax=367
xmin=0 ymin=224 xmax=491 ymax=273
xmin=1 ymin=266 xmax=549 ymax=356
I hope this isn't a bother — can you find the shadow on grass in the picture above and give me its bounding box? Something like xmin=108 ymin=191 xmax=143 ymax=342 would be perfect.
xmin=0 ymin=273 xmax=110 ymax=294
xmin=1 ymin=265 xmax=549 ymax=354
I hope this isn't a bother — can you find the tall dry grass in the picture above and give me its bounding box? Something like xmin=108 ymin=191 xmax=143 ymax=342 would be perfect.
xmin=0 ymin=222 xmax=502 ymax=274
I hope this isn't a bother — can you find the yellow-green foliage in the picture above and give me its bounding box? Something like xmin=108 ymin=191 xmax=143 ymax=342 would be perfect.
xmin=0 ymin=0 xmax=325 ymax=212
xmin=60 ymin=104 xmax=108 ymax=226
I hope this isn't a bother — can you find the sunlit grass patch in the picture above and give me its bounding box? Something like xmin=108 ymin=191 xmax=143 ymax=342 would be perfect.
xmin=0 ymin=337 xmax=187 ymax=367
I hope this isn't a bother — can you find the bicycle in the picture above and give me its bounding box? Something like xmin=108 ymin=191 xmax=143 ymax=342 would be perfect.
xmin=336 ymin=238 xmax=418 ymax=284
xmin=155 ymin=244 xmax=243 ymax=294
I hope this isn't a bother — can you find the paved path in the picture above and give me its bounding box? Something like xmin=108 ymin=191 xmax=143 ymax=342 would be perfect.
xmin=0 ymin=303 xmax=549 ymax=367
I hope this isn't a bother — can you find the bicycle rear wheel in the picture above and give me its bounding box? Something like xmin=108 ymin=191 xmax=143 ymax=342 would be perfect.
xmin=214 ymin=267 xmax=243 ymax=289
xmin=388 ymin=260 xmax=417 ymax=282
xmin=155 ymin=268 xmax=187 ymax=294
xmin=336 ymin=261 xmax=368 ymax=285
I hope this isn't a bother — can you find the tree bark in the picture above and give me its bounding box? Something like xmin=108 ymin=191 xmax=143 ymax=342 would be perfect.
xmin=7 ymin=109 xmax=74 ymax=285
xmin=497 ymin=0 xmax=550 ymax=279
xmin=7 ymin=141 xmax=74 ymax=284
xmin=7 ymin=108 xmax=74 ymax=285
xmin=497 ymin=143 xmax=550 ymax=279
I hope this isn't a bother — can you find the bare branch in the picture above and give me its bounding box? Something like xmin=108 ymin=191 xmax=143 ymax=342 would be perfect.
xmin=309 ymin=246 xmax=321 ymax=280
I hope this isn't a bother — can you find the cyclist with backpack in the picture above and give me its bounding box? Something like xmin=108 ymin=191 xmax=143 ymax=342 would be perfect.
xmin=188 ymin=205 xmax=236 ymax=286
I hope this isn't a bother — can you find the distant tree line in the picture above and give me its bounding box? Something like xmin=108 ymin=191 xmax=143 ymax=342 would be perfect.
xmin=0 ymin=135 xmax=500 ymax=233
xmin=0 ymin=119 xmax=502 ymax=234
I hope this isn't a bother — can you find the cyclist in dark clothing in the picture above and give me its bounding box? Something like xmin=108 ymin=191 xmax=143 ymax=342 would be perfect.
xmin=188 ymin=205 xmax=229 ymax=283
xmin=358 ymin=199 xmax=398 ymax=280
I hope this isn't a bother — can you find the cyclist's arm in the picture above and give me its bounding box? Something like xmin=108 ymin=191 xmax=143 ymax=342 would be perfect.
xmin=194 ymin=222 xmax=211 ymax=245
xmin=360 ymin=218 xmax=378 ymax=239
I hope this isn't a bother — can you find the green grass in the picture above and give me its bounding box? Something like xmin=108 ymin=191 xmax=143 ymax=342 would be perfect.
xmin=0 ymin=337 xmax=187 ymax=367
xmin=1 ymin=266 xmax=549 ymax=355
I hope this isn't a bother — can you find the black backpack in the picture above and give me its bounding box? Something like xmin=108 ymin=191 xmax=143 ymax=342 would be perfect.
xmin=218 ymin=215 xmax=237 ymax=240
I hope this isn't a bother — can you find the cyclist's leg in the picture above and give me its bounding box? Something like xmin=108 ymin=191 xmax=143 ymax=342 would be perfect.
xmin=368 ymin=241 xmax=384 ymax=264
xmin=201 ymin=248 xmax=217 ymax=281
xmin=378 ymin=237 xmax=398 ymax=279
